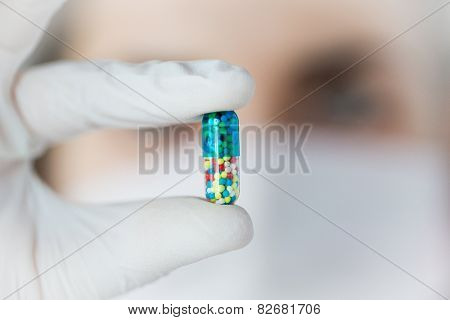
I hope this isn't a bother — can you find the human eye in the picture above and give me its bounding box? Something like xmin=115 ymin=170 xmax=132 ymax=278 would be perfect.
xmin=285 ymin=47 xmax=408 ymax=135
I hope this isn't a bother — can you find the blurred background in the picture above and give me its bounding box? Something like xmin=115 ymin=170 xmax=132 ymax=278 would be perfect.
xmin=31 ymin=0 xmax=448 ymax=298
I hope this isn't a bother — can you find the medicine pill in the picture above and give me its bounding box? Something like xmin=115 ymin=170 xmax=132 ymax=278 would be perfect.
xmin=202 ymin=111 xmax=240 ymax=205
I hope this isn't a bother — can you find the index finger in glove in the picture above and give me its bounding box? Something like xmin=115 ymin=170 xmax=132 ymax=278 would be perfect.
xmin=14 ymin=59 xmax=254 ymax=144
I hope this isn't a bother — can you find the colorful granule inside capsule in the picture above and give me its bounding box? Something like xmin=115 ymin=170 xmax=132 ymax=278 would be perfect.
xmin=202 ymin=111 xmax=240 ymax=205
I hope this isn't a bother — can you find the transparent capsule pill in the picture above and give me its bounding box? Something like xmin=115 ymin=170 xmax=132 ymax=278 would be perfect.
xmin=202 ymin=111 xmax=240 ymax=205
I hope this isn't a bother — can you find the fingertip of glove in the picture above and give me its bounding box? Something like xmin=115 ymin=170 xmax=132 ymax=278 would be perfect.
xmin=202 ymin=60 xmax=255 ymax=110
xmin=157 ymin=197 xmax=254 ymax=252
xmin=202 ymin=200 xmax=254 ymax=251
xmin=173 ymin=60 xmax=255 ymax=114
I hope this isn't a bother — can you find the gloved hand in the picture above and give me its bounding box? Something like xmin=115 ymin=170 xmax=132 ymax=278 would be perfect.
xmin=0 ymin=0 xmax=254 ymax=299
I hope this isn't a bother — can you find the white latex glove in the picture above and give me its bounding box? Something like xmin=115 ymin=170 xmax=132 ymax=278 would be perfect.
xmin=0 ymin=0 xmax=254 ymax=299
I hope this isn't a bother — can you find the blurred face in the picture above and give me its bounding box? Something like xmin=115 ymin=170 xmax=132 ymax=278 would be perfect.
xmin=59 ymin=0 xmax=440 ymax=138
